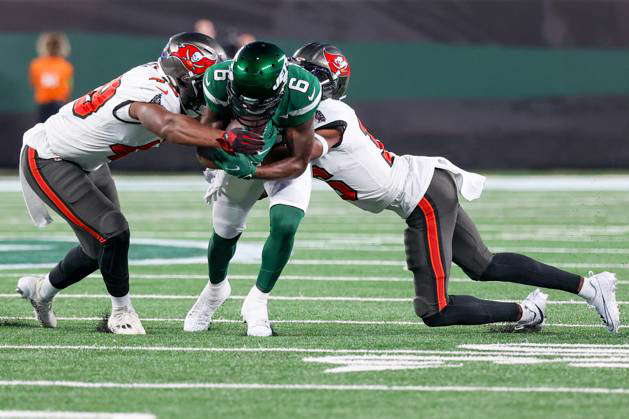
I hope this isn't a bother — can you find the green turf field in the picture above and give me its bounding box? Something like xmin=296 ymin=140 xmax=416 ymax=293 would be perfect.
xmin=0 ymin=174 xmax=627 ymax=419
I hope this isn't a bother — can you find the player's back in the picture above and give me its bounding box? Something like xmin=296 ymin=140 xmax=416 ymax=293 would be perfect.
xmin=25 ymin=62 xmax=181 ymax=171
xmin=312 ymin=99 xmax=406 ymax=214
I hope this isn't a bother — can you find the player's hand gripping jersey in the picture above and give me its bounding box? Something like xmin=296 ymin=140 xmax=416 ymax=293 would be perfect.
xmin=312 ymin=99 xmax=485 ymax=218
xmin=23 ymin=63 xmax=182 ymax=171
xmin=201 ymin=60 xmax=321 ymax=168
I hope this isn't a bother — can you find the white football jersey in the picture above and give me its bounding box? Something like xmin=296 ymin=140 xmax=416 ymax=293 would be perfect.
xmin=312 ymin=99 xmax=415 ymax=216
xmin=313 ymin=99 xmax=486 ymax=218
xmin=23 ymin=62 xmax=181 ymax=171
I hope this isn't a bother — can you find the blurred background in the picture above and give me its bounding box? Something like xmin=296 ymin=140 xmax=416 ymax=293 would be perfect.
xmin=1 ymin=0 xmax=629 ymax=172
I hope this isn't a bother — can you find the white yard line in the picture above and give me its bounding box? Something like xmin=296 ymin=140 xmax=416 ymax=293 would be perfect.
xmin=0 ymin=273 xmax=626 ymax=285
xmin=3 ymin=258 xmax=629 ymax=270
xmin=0 ymin=293 xmax=615 ymax=304
xmin=0 ymin=293 xmax=625 ymax=305
xmin=0 ymin=316 xmax=618 ymax=329
xmin=0 ymin=380 xmax=627 ymax=395
xmin=0 ymin=411 xmax=154 ymax=419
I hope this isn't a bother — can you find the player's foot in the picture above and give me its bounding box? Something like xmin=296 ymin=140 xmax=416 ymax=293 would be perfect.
xmin=184 ymin=280 xmax=231 ymax=332
xmin=16 ymin=275 xmax=57 ymax=328
xmin=241 ymin=287 xmax=273 ymax=337
xmin=107 ymin=306 xmax=146 ymax=335
xmin=583 ymin=272 xmax=620 ymax=333
xmin=515 ymin=288 xmax=547 ymax=331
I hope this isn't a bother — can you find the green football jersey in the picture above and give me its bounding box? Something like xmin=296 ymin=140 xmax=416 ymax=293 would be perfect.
xmin=202 ymin=60 xmax=321 ymax=166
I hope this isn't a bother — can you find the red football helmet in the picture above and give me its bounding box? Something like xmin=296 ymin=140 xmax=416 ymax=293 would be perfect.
xmin=158 ymin=32 xmax=226 ymax=115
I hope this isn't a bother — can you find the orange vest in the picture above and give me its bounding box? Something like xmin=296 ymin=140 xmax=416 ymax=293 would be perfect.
xmin=29 ymin=56 xmax=73 ymax=104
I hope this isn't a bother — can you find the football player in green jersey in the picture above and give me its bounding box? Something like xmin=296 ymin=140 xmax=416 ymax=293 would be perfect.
xmin=185 ymin=41 xmax=324 ymax=336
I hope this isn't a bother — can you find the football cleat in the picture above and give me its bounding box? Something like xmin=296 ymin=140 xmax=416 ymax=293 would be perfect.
xmin=107 ymin=306 xmax=146 ymax=335
xmin=16 ymin=275 xmax=57 ymax=328
xmin=241 ymin=290 xmax=273 ymax=337
xmin=515 ymin=288 xmax=548 ymax=331
xmin=583 ymin=272 xmax=620 ymax=333
xmin=184 ymin=280 xmax=231 ymax=332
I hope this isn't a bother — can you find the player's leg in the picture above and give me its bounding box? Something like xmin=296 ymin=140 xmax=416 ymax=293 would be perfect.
xmin=18 ymin=147 xmax=142 ymax=333
xmin=184 ymin=174 xmax=264 ymax=332
xmin=453 ymin=207 xmax=619 ymax=332
xmin=405 ymin=169 xmax=524 ymax=327
xmin=46 ymin=165 xmax=119 ymax=293
xmin=240 ymin=166 xmax=312 ymax=337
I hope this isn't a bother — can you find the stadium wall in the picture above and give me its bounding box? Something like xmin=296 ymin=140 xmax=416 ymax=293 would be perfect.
xmin=1 ymin=0 xmax=628 ymax=171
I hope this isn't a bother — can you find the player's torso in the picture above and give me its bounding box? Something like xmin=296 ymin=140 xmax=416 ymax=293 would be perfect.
xmin=202 ymin=61 xmax=321 ymax=166
xmin=312 ymin=99 xmax=406 ymax=214
xmin=34 ymin=62 xmax=181 ymax=171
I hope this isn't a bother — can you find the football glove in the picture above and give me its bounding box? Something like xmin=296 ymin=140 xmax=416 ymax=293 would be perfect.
xmin=218 ymin=128 xmax=264 ymax=155
xmin=215 ymin=153 xmax=257 ymax=179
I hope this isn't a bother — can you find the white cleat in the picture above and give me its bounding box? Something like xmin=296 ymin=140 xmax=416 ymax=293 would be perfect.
xmin=584 ymin=272 xmax=620 ymax=333
xmin=241 ymin=292 xmax=273 ymax=337
xmin=16 ymin=275 xmax=57 ymax=328
xmin=107 ymin=306 xmax=146 ymax=335
xmin=515 ymin=288 xmax=548 ymax=331
xmin=184 ymin=280 xmax=231 ymax=332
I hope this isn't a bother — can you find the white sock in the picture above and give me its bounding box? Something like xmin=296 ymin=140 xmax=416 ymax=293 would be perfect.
xmin=39 ymin=273 xmax=60 ymax=300
xmin=578 ymin=277 xmax=596 ymax=300
xmin=247 ymin=285 xmax=269 ymax=303
xmin=111 ymin=293 xmax=131 ymax=309
xmin=209 ymin=280 xmax=228 ymax=290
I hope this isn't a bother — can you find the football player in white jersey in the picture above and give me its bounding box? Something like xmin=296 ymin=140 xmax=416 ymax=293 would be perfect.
xmin=292 ymin=42 xmax=619 ymax=333
xmin=17 ymin=33 xmax=264 ymax=334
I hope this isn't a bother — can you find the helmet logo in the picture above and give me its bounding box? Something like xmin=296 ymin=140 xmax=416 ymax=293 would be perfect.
xmin=172 ymin=43 xmax=216 ymax=75
xmin=272 ymin=62 xmax=288 ymax=91
xmin=323 ymin=50 xmax=350 ymax=77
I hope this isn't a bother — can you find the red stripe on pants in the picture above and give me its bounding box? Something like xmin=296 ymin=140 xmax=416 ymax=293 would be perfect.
xmin=418 ymin=197 xmax=447 ymax=311
xmin=27 ymin=147 xmax=107 ymax=244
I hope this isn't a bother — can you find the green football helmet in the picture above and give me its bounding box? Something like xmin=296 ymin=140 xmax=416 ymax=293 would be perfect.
xmin=227 ymin=41 xmax=288 ymax=128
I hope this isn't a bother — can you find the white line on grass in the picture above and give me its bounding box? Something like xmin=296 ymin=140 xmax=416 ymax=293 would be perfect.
xmin=0 ymin=273 xmax=627 ymax=285
xmin=0 ymin=293 xmax=624 ymax=305
xmin=3 ymin=259 xmax=629 ymax=270
xmin=0 ymin=380 xmax=627 ymax=395
xmin=0 ymin=317 xmax=618 ymax=329
xmin=0 ymin=411 xmax=155 ymax=419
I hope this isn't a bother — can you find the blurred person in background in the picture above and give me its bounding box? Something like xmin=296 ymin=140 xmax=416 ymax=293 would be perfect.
xmin=194 ymin=19 xmax=217 ymax=38
xmin=225 ymin=32 xmax=256 ymax=57
xmin=29 ymin=32 xmax=73 ymax=123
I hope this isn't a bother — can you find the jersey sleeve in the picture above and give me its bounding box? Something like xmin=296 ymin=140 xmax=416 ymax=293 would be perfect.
xmin=283 ymin=65 xmax=322 ymax=127
xmin=203 ymin=61 xmax=231 ymax=116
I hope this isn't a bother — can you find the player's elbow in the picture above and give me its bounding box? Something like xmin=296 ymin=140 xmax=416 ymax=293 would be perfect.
xmin=159 ymin=113 xmax=180 ymax=141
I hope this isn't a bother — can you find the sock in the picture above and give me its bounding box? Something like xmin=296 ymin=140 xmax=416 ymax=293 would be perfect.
xmin=480 ymin=252 xmax=582 ymax=294
xmin=578 ymin=277 xmax=596 ymax=300
xmin=256 ymin=205 xmax=304 ymax=293
xmin=40 ymin=273 xmax=60 ymax=300
xmin=421 ymin=295 xmax=520 ymax=327
xmin=98 ymin=230 xmax=130 ymax=297
xmin=111 ymin=293 xmax=131 ymax=309
xmin=248 ymin=284 xmax=269 ymax=303
xmin=208 ymin=232 xmax=240 ymax=284
xmin=48 ymin=246 xmax=99 ymax=289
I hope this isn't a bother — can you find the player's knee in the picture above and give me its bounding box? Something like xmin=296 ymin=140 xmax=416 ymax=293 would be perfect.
xmin=465 ymin=253 xmax=495 ymax=281
xmin=421 ymin=312 xmax=447 ymax=327
xmin=269 ymin=205 xmax=303 ymax=238
xmin=213 ymin=219 xmax=245 ymax=239
xmin=99 ymin=210 xmax=128 ymax=239
xmin=413 ymin=296 xmax=439 ymax=321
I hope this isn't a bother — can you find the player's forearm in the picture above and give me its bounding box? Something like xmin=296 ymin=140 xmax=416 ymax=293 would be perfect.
xmin=157 ymin=114 xmax=225 ymax=147
xmin=253 ymin=156 xmax=309 ymax=179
